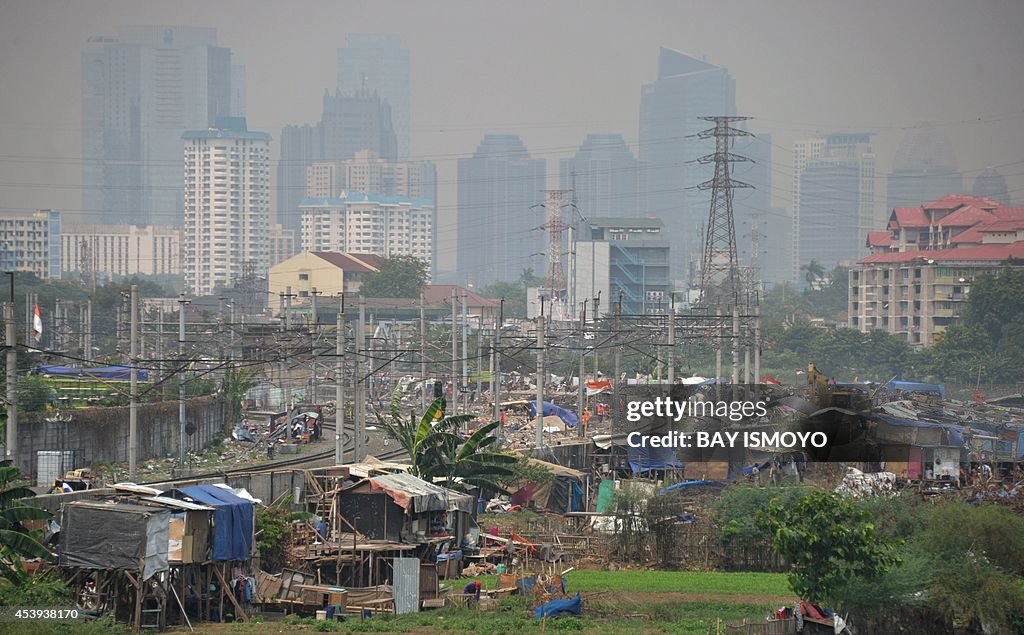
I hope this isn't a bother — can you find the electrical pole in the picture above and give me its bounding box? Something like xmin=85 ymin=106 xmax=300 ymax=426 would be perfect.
xmin=668 ymin=293 xmax=676 ymax=385
xmin=420 ymin=292 xmax=427 ymax=411
xmin=4 ymin=273 xmax=17 ymax=470
xmin=335 ymin=295 xmax=345 ymax=465
xmin=732 ymin=304 xmax=740 ymax=401
xmin=493 ymin=298 xmax=503 ymax=427
xmin=613 ymin=292 xmax=622 ymax=422
xmin=129 ymin=285 xmax=138 ymax=480
xmin=356 ymin=296 xmax=366 ymax=462
xmin=311 ymin=287 xmax=320 ymax=327
xmin=461 ymin=293 xmax=469 ymax=410
xmin=535 ymin=308 xmax=545 ymax=450
xmin=577 ymin=300 xmax=586 ymax=440
xmin=177 ymin=294 xmax=190 ymax=470
xmin=450 ymin=289 xmax=457 ymax=412
xmin=157 ymin=307 xmax=165 ymax=400
xmin=754 ymin=306 xmax=761 ymax=386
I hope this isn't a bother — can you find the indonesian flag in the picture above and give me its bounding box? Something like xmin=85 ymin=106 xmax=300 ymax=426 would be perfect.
xmin=32 ymin=303 xmax=42 ymax=343
xmin=586 ymin=379 xmax=612 ymax=395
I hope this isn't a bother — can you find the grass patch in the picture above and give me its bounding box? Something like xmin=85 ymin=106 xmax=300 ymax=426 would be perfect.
xmin=456 ymin=569 xmax=792 ymax=597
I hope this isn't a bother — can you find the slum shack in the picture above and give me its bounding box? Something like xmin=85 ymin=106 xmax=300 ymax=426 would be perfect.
xmin=341 ymin=472 xmax=475 ymax=545
xmin=510 ymin=458 xmax=586 ymax=514
xmin=59 ymin=501 xmax=171 ymax=629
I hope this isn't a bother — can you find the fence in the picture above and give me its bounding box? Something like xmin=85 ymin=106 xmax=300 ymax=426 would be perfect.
xmin=724 ymin=618 xmax=796 ymax=635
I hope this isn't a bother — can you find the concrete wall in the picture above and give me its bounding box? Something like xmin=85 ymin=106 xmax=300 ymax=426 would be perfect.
xmin=13 ymin=397 xmax=225 ymax=480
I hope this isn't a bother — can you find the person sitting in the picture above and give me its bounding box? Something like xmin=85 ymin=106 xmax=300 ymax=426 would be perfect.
xmin=462 ymin=579 xmax=481 ymax=602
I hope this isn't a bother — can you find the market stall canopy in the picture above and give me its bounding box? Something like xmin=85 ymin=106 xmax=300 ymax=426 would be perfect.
xmin=369 ymin=472 xmax=473 ymax=513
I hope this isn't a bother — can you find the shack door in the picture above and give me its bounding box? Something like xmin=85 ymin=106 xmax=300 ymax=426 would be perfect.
xmin=908 ymin=447 xmax=922 ymax=480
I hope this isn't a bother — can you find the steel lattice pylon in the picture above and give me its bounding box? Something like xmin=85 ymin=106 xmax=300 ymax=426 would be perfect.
xmin=694 ymin=116 xmax=753 ymax=307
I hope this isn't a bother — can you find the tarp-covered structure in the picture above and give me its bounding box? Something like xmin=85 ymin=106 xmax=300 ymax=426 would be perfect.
xmin=59 ymin=501 xmax=170 ymax=580
xmin=34 ymin=364 xmax=150 ymax=381
xmin=161 ymin=485 xmax=254 ymax=561
xmin=369 ymin=472 xmax=474 ymax=513
xmin=626 ymin=443 xmax=683 ymax=474
xmin=886 ymin=381 xmax=945 ymax=400
xmin=528 ymin=401 xmax=579 ymax=429
xmin=509 ymin=459 xmax=585 ymax=514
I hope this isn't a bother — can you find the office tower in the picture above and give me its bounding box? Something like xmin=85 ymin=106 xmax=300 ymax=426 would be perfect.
xmin=276 ymin=91 xmax=398 ymax=237
xmin=183 ymin=117 xmax=271 ymax=296
xmin=794 ymin=133 xmax=876 ymax=276
xmin=886 ymin=129 xmax=962 ymax=212
xmin=81 ymin=26 xmax=238 ymax=226
xmin=731 ymin=133 xmax=789 ymax=285
xmin=639 ymin=48 xmax=736 ymax=284
xmin=559 ymin=134 xmax=638 ymax=218
xmin=338 ymin=34 xmax=411 ymax=159
xmin=457 ymin=134 xmax=546 ymax=288
xmin=574 ymin=218 xmax=670 ymax=317
xmin=972 ymin=167 xmax=1010 ymax=204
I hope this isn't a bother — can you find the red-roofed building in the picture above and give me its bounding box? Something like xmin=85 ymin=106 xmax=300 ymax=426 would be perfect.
xmin=853 ymin=194 xmax=1024 ymax=346
xmin=850 ymin=240 xmax=1024 ymax=346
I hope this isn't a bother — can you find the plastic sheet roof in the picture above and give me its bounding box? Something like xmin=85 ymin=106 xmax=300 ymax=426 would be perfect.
xmin=369 ymin=472 xmax=474 ymax=514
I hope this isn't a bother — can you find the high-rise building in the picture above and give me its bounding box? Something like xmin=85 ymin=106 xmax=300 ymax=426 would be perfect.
xmin=731 ymin=133 xmax=789 ymax=285
xmin=183 ymin=117 xmax=271 ymax=296
xmin=559 ymin=134 xmax=638 ymax=218
xmin=886 ymin=129 xmax=962 ymax=212
xmin=337 ymin=34 xmax=410 ymax=159
xmin=793 ymin=133 xmax=876 ymax=278
xmin=972 ymin=167 xmax=1010 ymax=204
xmin=299 ymin=194 xmax=434 ymax=273
xmin=0 ymin=210 xmax=61 ymax=279
xmin=81 ymin=26 xmax=238 ymax=226
xmin=456 ymin=134 xmax=546 ymax=287
xmin=276 ymin=91 xmax=398 ymax=237
xmin=639 ymin=48 xmax=735 ymax=284
xmin=61 ymin=224 xmax=181 ymax=279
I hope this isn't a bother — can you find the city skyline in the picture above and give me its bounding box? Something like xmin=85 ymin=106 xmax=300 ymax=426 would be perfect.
xmin=2 ymin=1 xmax=1023 ymax=287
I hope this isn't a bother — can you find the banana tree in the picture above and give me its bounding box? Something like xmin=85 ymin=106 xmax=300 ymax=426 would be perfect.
xmin=0 ymin=461 xmax=53 ymax=585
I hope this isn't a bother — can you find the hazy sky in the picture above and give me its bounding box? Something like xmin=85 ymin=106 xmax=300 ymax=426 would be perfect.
xmin=2 ymin=0 xmax=1023 ymax=275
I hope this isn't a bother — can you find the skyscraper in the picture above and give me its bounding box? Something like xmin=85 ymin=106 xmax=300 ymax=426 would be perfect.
xmin=793 ymin=133 xmax=876 ymax=276
xmin=886 ymin=129 xmax=962 ymax=212
xmin=81 ymin=26 xmax=238 ymax=226
xmin=338 ymin=34 xmax=411 ymax=159
xmin=732 ymin=133 xmax=789 ymax=285
xmin=457 ymin=134 xmax=546 ymax=287
xmin=183 ymin=117 xmax=271 ymax=296
xmin=276 ymin=90 xmax=398 ymax=236
xmin=972 ymin=167 xmax=1010 ymax=204
xmin=559 ymin=134 xmax=638 ymax=218
xmin=639 ymin=48 xmax=736 ymax=284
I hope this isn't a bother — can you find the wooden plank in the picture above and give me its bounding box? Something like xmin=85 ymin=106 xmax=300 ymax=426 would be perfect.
xmin=212 ymin=563 xmax=249 ymax=623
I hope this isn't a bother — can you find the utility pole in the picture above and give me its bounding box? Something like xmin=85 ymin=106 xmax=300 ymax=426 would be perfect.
xmin=592 ymin=292 xmax=601 ymax=377
xmin=732 ymin=305 xmax=740 ymax=401
xmin=356 ymin=296 xmax=366 ymax=462
xmin=128 ymin=285 xmax=138 ymax=480
xmin=753 ymin=306 xmax=761 ymax=386
xmin=476 ymin=317 xmax=483 ymax=408
xmin=419 ymin=292 xmax=427 ymax=411
xmin=335 ymin=296 xmax=345 ymax=465
xmin=5 ymin=273 xmax=17 ymax=470
xmin=535 ymin=306 xmax=545 ymax=450
xmin=177 ymin=294 xmax=191 ymax=470
xmin=450 ymin=289 xmax=457 ymax=411
xmin=715 ymin=308 xmax=723 ymax=402
xmin=157 ymin=307 xmax=165 ymax=400
xmin=613 ymin=292 xmax=622 ymax=422
xmin=667 ymin=293 xmax=676 ymax=385
xmin=577 ymin=300 xmax=587 ymax=440
xmin=461 ymin=293 xmax=469 ymax=410
xmin=311 ymin=287 xmax=320 ymax=327
xmin=84 ymin=299 xmax=92 ymax=363
xmin=493 ymin=298 xmax=503 ymax=429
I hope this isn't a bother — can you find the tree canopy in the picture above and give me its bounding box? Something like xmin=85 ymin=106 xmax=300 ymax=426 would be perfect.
xmin=359 ymin=255 xmax=429 ymax=298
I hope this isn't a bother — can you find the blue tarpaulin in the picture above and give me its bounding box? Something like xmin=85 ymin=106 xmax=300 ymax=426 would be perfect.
xmin=170 ymin=486 xmax=253 ymax=561
xmin=886 ymin=381 xmax=946 ymax=400
xmin=528 ymin=401 xmax=579 ymax=428
xmin=626 ymin=444 xmax=683 ymax=474
xmin=34 ymin=364 xmax=150 ymax=381
xmin=659 ymin=480 xmax=720 ymax=494
xmin=534 ymin=593 xmax=582 ymax=619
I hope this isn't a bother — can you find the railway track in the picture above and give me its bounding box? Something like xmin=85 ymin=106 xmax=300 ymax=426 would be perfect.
xmin=139 ymin=420 xmax=408 ymax=486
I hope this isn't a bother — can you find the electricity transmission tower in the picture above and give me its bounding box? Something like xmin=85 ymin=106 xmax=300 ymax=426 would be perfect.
xmin=694 ymin=116 xmax=753 ymax=307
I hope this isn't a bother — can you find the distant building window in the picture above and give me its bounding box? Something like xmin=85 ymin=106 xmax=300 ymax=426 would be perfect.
xmin=299 ymin=273 xmax=309 ymax=281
